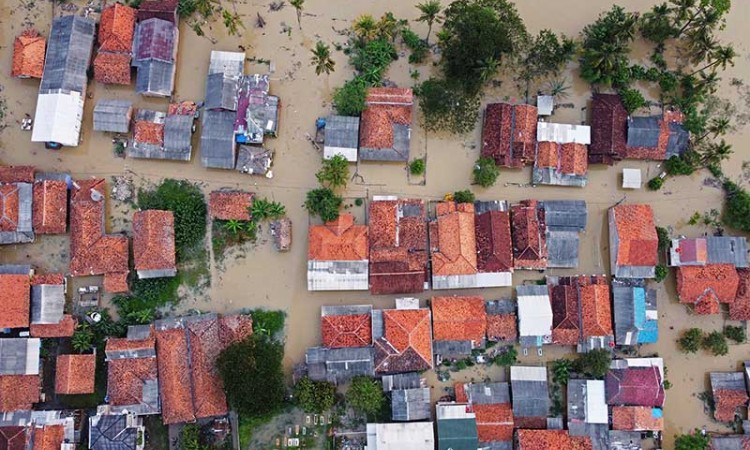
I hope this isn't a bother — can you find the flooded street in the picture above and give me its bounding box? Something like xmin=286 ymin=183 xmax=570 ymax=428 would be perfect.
xmin=2 ymin=0 xmax=750 ymax=446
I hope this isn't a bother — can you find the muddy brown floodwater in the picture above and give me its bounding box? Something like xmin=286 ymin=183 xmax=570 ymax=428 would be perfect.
xmin=1 ymin=0 xmax=750 ymax=446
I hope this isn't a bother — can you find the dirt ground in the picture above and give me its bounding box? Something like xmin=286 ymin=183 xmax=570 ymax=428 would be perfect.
xmin=2 ymin=0 xmax=750 ymax=447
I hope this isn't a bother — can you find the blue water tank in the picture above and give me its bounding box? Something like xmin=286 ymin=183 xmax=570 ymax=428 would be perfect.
xmin=316 ymin=117 xmax=326 ymax=129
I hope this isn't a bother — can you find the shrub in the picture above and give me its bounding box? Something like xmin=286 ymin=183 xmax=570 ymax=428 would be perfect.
xmin=678 ymin=328 xmax=703 ymax=353
xmin=402 ymin=28 xmax=429 ymax=64
xmin=71 ymin=326 xmax=94 ymax=353
xmin=552 ymin=359 xmax=572 ymax=385
xmin=250 ymin=198 xmax=286 ymax=221
xmin=409 ymin=158 xmax=426 ymax=175
xmin=177 ymin=0 xmax=197 ymax=17
xmin=702 ymin=331 xmax=729 ymax=356
xmin=619 ymin=87 xmax=647 ymax=114
xmin=417 ymin=78 xmax=481 ymax=134
xmin=723 ymin=181 xmax=750 ymax=232
xmin=473 ymin=157 xmax=500 ymax=188
xmin=294 ymin=377 xmax=336 ymax=413
xmin=654 ymin=264 xmax=668 ymax=283
xmin=453 ymin=189 xmax=475 ymax=204
xmin=250 ymin=309 xmax=286 ymax=338
xmin=179 ymin=424 xmax=209 ymax=450
xmin=316 ymin=154 xmax=350 ymax=189
xmin=346 ymin=376 xmax=384 ymax=419
xmin=572 ymin=349 xmax=612 ymax=379
xmin=305 ymin=188 xmax=343 ymax=222
xmin=351 ymin=38 xmax=398 ymax=85
xmin=656 ymin=226 xmax=670 ymax=252
xmin=664 ymin=154 xmax=697 ymax=176
xmin=724 ymin=325 xmax=746 ymax=343
xmin=494 ymin=346 xmax=517 ymax=366
xmin=647 ymin=177 xmax=664 ymax=190
xmin=675 ymin=429 xmax=709 ymax=450
xmin=333 ymin=78 xmax=367 ymax=116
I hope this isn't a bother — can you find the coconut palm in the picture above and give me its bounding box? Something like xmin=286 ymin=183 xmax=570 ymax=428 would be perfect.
xmin=639 ymin=2 xmax=675 ymax=43
xmin=546 ymin=77 xmax=571 ymax=100
xmin=267 ymin=202 xmax=286 ymax=219
xmin=686 ymin=28 xmax=719 ymax=64
xmin=290 ymin=0 xmax=304 ymax=29
xmin=311 ymin=41 xmax=335 ymax=76
xmin=195 ymin=0 xmax=216 ymax=18
xmin=700 ymin=139 xmax=733 ymax=167
xmin=375 ymin=12 xmax=401 ymax=42
xmin=477 ymin=57 xmax=500 ymax=84
xmin=352 ymin=14 xmax=378 ymax=43
xmin=416 ymin=0 xmax=442 ymax=44
xmin=224 ymin=219 xmax=244 ymax=235
xmin=250 ymin=199 xmax=272 ymax=221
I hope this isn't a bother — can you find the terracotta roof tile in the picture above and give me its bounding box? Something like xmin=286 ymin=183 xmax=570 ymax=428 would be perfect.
xmin=133 ymin=210 xmax=176 ymax=273
xmin=730 ymin=269 xmax=750 ymax=320
xmin=0 ymin=426 xmax=28 ymax=450
xmin=676 ymin=264 xmax=740 ymax=314
xmin=106 ymin=328 xmax=158 ymax=408
xmin=30 ymin=315 xmax=76 ymax=338
xmin=580 ymin=282 xmax=613 ymax=338
xmin=714 ymin=389 xmax=749 ymax=422
xmin=0 ymin=274 xmax=30 ymax=329
xmin=168 ymin=102 xmax=198 ymax=116
xmin=611 ymin=406 xmax=664 ymax=431
xmin=30 ymin=424 xmax=64 ymax=450
xmin=623 ymin=111 xmax=683 ymax=160
xmin=612 ymin=204 xmax=658 ymax=267
xmin=94 ymin=52 xmax=132 ymax=85
xmin=606 ymin=367 xmax=665 ymax=407
xmin=481 ymin=103 xmax=537 ymax=168
xmin=374 ymin=308 xmax=432 ymax=373
xmin=589 ymin=94 xmax=627 ymax=165
xmin=475 ymin=210 xmax=513 ymax=273
xmin=133 ymin=120 xmax=164 ymax=145
xmin=103 ymin=272 xmax=129 ymax=294
xmin=321 ymin=313 xmax=372 ymax=348
xmin=0 ymin=375 xmax=39 ymax=412
xmin=431 ymin=202 xmax=477 ymax=276
xmin=517 ymin=429 xmax=592 ymax=450
xmin=308 ymin=213 xmax=368 ymax=261
xmin=12 ymin=30 xmax=45 ymax=79
xmin=0 ymin=166 xmax=35 ymax=184
xmin=551 ymin=284 xmax=579 ymax=345
xmin=487 ymin=314 xmax=517 ymax=342
xmin=137 ymin=0 xmax=178 ymax=23
xmin=560 ymin=143 xmax=588 ymax=175
xmin=186 ymin=319 xmax=229 ymax=420
xmin=30 ymin=273 xmax=64 ymax=286
xmin=209 ymin=191 xmax=254 ymax=221
xmin=474 ymin=403 xmax=513 ymax=443
xmin=536 ymin=142 xmax=558 ymax=168
xmin=432 ymin=296 xmax=486 ymax=343
xmin=0 ymin=185 xmax=21 ymax=233
xmin=511 ymin=200 xmax=547 ymax=269
xmin=98 ymin=4 xmax=136 ymax=53
xmin=155 ymin=327 xmax=194 ymax=424
xmin=32 ymin=180 xmax=67 ymax=235
xmin=55 ymin=354 xmax=95 ymax=395
xmin=359 ymin=88 xmax=413 ymax=151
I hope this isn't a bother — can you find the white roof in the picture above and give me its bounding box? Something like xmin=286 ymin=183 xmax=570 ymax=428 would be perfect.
xmin=324 ymin=146 xmax=358 ymax=162
xmin=622 ymin=168 xmax=642 ymax=189
xmin=32 ymin=92 xmax=84 ymax=146
xmin=436 ymin=403 xmax=475 ymax=420
xmin=624 ymin=357 xmax=665 ymax=379
xmin=517 ymin=289 xmax=552 ymax=337
xmin=395 ymin=297 xmax=420 ymax=310
xmin=585 ymin=380 xmax=609 ymax=424
xmin=511 ymin=365 xmax=547 ymax=382
xmin=366 ymin=422 xmax=435 ymax=450
xmin=208 ymin=50 xmax=246 ymax=76
xmin=537 ymin=122 xmax=591 ymax=144
xmin=537 ymin=96 xmax=554 ymax=116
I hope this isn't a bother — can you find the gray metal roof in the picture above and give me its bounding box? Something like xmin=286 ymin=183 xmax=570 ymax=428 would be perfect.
xmin=608 ymin=431 xmax=642 ymax=450
xmin=710 ymin=372 xmax=746 ymax=393
xmin=0 ymin=183 xmax=34 ymax=244
xmin=510 ymin=368 xmax=549 ymax=419
xmin=532 ymin=167 xmax=588 ymax=187
xmin=474 ymin=200 xmax=509 ymax=214
xmin=235 ymin=145 xmax=273 ymax=176
xmin=706 ymin=237 xmax=749 ymax=268
xmin=391 ymin=387 xmax=431 ymax=421
xmin=40 ymin=16 xmax=95 ymax=93
xmin=127 ymin=325 xmax=153 ymax=341
xmin=205 ymin=72 xmax=238 ymax=111
xmin=305 ymin=346 xmax=374 ymax=384
xmin=567 ymin=379 xmax=587 ymax=422
xmin=325 ymin=115 xmax=359 ymax=150
xmin=0 ymin=339 xmax=40 ymax=376
xmin=208 ymin=51 xmax=245 ymax=76
xmin=93 ymin=100 xmax=133 ymax=133
xmin=433 ymin=340 xmax=473 ymax=358
xmin=460 ymin=382 xmax=510 ymax=405
xmin=568 ymin=422 xmax=610 ymax=450
xmin=627 ymin=116 xmax=661 ymax=148
xmin=546 ymin=230 xmax=580 ymax=268
xmin=307 ymin=260 xmax=369 ymax=291
xmin=382 ymin=373 xmax=423 ymax=392
xmin=0 ymin=264 xmax=32 ymax=275
xmin=135 ymin=59 xmax=175 ymax=97
xmin=200 ymin=110 xmax=236 ymax=169
xmin=485 ymin=299 xmax=515 ymax=316
xmin=709 ymin=436 xmax=748 ymax=450
xmin=89 ymin=415 xmax=137 ymax=450
xmin=541 ymin=200 xmax=587 ymax=231
xmin=163 ymin=115 xmax=193 ymax=156
xmin=30 ymin=284 xmax=65 ymax=325
xmin=359 ymin=124 xmax=410 ymax=162
xmin=321 ymin=304 xmax=372 ymax=317
xmin=666 ymin=122 xmax=690 ymax=158
xmin=437 ymin=413 xmax=478 ymax=450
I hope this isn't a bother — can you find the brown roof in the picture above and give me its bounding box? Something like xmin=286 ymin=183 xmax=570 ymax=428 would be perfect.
xmin=155 ymin=327 xmax=194 ymax=424
xmin=474 ymin=403 xmax=514 ymax=443
xmin=106 ymin=328 xmax=158 ymax=408
xmin=321 ymin=312 xmax=372 ymax=348
xmin=730 ymin=268 xmax=750 ymax=320
xmin=0 ymin=375 xmax=39 ymax=412
xmin=32 ymin=180 xmax=67 ymax=235
xmin=308 ymin=213 xmax=368 ymax=261
xmin=137 ymin=0 xmax=178 ymax=23
xmin=431 ymin=202 xmax=477 ymax=276
xmin=0 ymin=274 xmax=30 ymax=329
xmin=55 ymin=354 xmax=96 ymax=395
xmin=580 ymin=282 xmax=613 ymax=338
xmin=359 ymin=88 xmax=413 ymax=152
xmin=714 ymin=388 xmax=749 ymax=422
xmin=516 ymin=429 xmax=592 ymax=450
xmin=676 ymin=264 xmax=740 ymax=315
xmin=589 ymin=94 xmax=627 ymax=165
xmin=0 ymin=185 xmax=21 ymax=233
xmin=611 ymin=406 xmax=664 ymax=431
xmin=209 ymin=191 xmax=254 ymax=221
xmin=560 ymin=143 xmax=588 ymax=175
xmin=133 ymin=120 xmax=164 ymax=145
xmin=133 ymin=210 xmax=176 ymax=273
xmin=30 ymin=273 xmax=64 ymax=286
xmin=168 ymin=102 xmax=198 ymax=116
xmin=612 ymin=204 xmax=658 ymax=267
xmin=30 ymin=424 xmax=64 ymax=450
xmin=30 ymin=315 xmax=76 ymax=338
xmin=93 ymin=53 xmax=132 ymax=85
xmin=12 ymin=30 xmax=45 ymax=79
xmin=511 ymin=200 xmax=547 ymax=269
xmin=98 ymin=4 xmax=136 ymax=53
xmin=551 ymin=284 xmax=580 ymax=346
xmin=481 ymin=103 xmax=538 ymax=168
xmin=0 ymin=426 xmax=28 ymax=450
xmin=431 ymin=296 xmax=486 ymax=343
xmin=0 ymin=166 xmax=35 ymax=184
xmin=475 ymin=210 xmax=513 ymax=273
xmin=487 ymin=314 xmax=517 ymax=342
xmin=624 ymin=111 xmax=684 ymax=160
xmin=374 ymin=308 xmax=433 ymax=374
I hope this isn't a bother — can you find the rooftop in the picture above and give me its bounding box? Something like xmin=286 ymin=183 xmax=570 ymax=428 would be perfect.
xmin=431 ymin=296 xmax=486 ymax=344
xmin=374 ymin=308 xmax=433 ymax=374
xmin=676 ymin=264 xmax=740 ymax=314
xmin=481 ymin=103 xmax=538 ymax=168
xmin=611 ymin=406 xmax=664 ymax=431
xmin=93 ymin=52 xmax=131 ymax=85
xmin=730 ymin=268 xmax=750 ymax=320
xmin=0 ymin=273 xmax=30 ymax=329
xmin=93 ymin=99 xmax=133 ymax=134
xmin=0 ymin=375 xmax=39 ymax=412
xmin=486 ymin=301 xmax=517 ymax=343
xmin=320 ymin=305 xmax=372 ymax=348
xmin=605 ymin=366 xmax=665 ymax=407
xmin=137 ymin=0 xmax=178 ymax=23
xmin=589 ymin=94 xmax=627 ymax=165
xmin=12 ymin=29 xmax=45 ymax=79
xmin=0 ymin=426 xmax=27 ymax=450
xmin=106 ymin=327 xmax=160 ymax=415
xmin=611 ymin=204 xmax=658 ymax=270
xmin=55 ymin=354 xmax=96 ymax=395
xmin=516 ymin=429 xmax=592 ymax=450
xmin=39 ymin=16 xmax=95 ymax=94
xmin=430 ymin=202 xmax=477 ymax=277
xmin=32 ymin=180 xmax=67 ymax=235
xmin=98 ymin=4 xmax=136 ymax=53
xmin=475 ymin=208 xmax=513 ymax=274
xmin=580 ymin=281 xmax=613 ymax=338
xmin=133 ymin=210 xmax=176 ymax=278
xmin=0 ymin=166 xmax=35 ymax=184
xmin=533 ymin=142 xmax=588 ymax=187
xmin=551 ymin=283 xmax=580 ymax=346
xmin=30 ymin=315 xmax=76 ymax=338
xmin=209 ymin=190 xmax=253 ymax=221
xmin=710 ymin=372 xmax=749 ymax=423
xmin=511 ymin=200 xmax=547 ymax=270
xmin=308 ymin=213 xmax=368 ymax=261
xmin=359 ymin=88 xmax=413 ymax=162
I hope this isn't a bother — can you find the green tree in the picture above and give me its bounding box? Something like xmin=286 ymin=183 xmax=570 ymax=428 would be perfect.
xmin=639 ymin=2 xmax=676 ymax=44
xmin=294 ymin=376 xmax=336 ymax=413
xmin=216 ymin=335 xmax=285 ymax=417
xmin=352 ymin=14 xmax=378 ymax=44
xmin=664 ymin=154 xmax=697 ymax=176
xmin=416 ymin=0 xmax=442 ymax=44
xmin=675 ymin=429 xmax=709 ymax=450
xmin=290 ymin=0 xmax=304 ymax=29
xmin=722 ymin=181 xmax=750 ymax=232
xmin=656 ymin=226 xmax=670 ymax=252
xmin=654 ymin=264 xmax=668 ymax=283
xmin=311 ymin=41 xmax=335 ymax=76
xmin=316 ymin=154 xmax=349 ymax=189
xmin=224 ymin=219 xmax=244 ymax=235
xmin=619 ymin=87 xmax=647 ymax=114
xmin=494 ymin=346 xmax=517 ymax=366
xmin=305 ymin=188 xmax=343 ymax=222
xmin=346 ymin=376 xmax=384 ymax=418
xmin=693 ymin=44 xmax=736 ymax=74
xmin=552 ymin=359 xmax=572 ymax=385
xmin=698 ymin=139 xmax=732 ymax=167
xmin=518 ymin=30 xmax=576 ymax=94
xmin=647 ymin=177 xmax=664 ymax=191
xmin=333 ymin=78 xmax=367 ymax=116
xmin=678 ymin=328 xmax=704 ymax=353
xmin=453 ymin=190 xmax=475 ymax=204
xmin=177 ymin=0 xmax=197 ymax=17
xmin=702 ymin=330 xmax=728 ymax=356
xmin=417 ymin=78 xmax=480 ymax=134
xmin=71 ymin=325 xmax=94 ymax=353
xmin=579 ymin=5 xmax=638 ymax=87
xmin=473 ymin=157 xmax=500 ymax=188
xmin=180 ymin=424 xmax=209 ymax=450
xmin=222 ymin=10 xmax=243 ymax=36
xmin=724 ymin=325 xmax=746 ymax=343
xmin=409 ymin=158 xmax=426 ymax=175
xmin=573 ymin=349 xmax=612 ymax=379
xmin=250 ymin=198 xmax=286 ymax=221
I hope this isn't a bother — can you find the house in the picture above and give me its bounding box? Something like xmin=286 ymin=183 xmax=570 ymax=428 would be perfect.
xmin=93 ymin=100 xmax=133 ymax=134
xmin=517 ymin=285 xmax=553 ymax=348
xmin=0 ymin=264 xmax=32 ymax=329
xmin=486 ymin=299 xmax=517 ymax=343
xmin=32 ymin=16 xmax=95 ymax=148
xmin=94 ymin=4 xmax=136 ymax=85
xmin=69 ymin=179 xmax=129 ymax=293
xmin=537 ymin=122 xmax=591 ymax=145
xmin=710 ymin=435 xmax=750 ymax=450
xmin=578 ymin=277 xmax=614 ymax=352
xmin=25 ymin=419 xmax=75 ymax=450
xmin=162 ymin=104 xmax=195 ymax=159
xmin=730 ymin=269 xmax=750 ymax=321
xmin=624 ymin=111 xmax=689 ymax=160
xmin=307 ymin=213 xmax=369 ymax=291
xmin=359 ymin=88 xmax=413 ymax=162
xmin=475 ymin=201 xmax=514 ymax=286
xmin=431 ymin=296 xmax=486 ymax=361
xmin=510 ymin=366 xmax=550 ymax=428
xmin=29 ymin=273 xmax=75 ymax=338
xmin=0 ymin=166 xmax=35 ymax=244
xmin=550 ymin=278 xmax=579 ymax=346
xmin=155 ymin=314 xmax=252 ymax=424
xmin=676 ymin=264 xmax=740 ymax=314
xmin=32 ymin=177 xmax=67 ymax=235
xmin=320 ymin=305 xmax=372 ymax=348
xmin=381 ymin=372 xmax=423 ymax=392
xmin=129 ymin=109 xmax=165 ymax=156
xmin=305 ymin=347 xmax=374 ymax=384
xmin=436 ymin=403 xmax=479 ymax=450
xmin=622 ymin=169 xmax=642 ymax=189
xmin=369 ymin=197 xmax=428 ymax=295
xmin=207 ymin=50 xmax=245 ymax=76
xmin=132 ymin=18 xmax=178 ymax=97
xmin=391 ymin=387 xmax=431 ymax=421
xmin=516 ymin=429 xmax=593 ymax=450
xmin=365 ymin=422 xmax=435 ymax=450
xmin=609 ymin=204 xmax=658 ymax=279
xmin=105 ymin=325 xmax=160 ymax=415
xmin=533 ymin=142 xmax=588 ymax=187
xmin=373 ymin=301 xmax=433 ymax=374
xmin=669 ymin=237 xmax=749 ymax=268
xmin=710 ymin=372 xmax=749 ymax=423
xmin=133 ymin=210 xmax=176 ymax=279
xmin=588 ymin=94 xmax=628 ymax=165
xmin=613 ymin=280 xmax=658 ymax=346
xmin=324 ymin=115 xmax=359 ymax=161
xmin=201 ymin=52 xmax=242 ymax=169
xmin=234 ymin=74 xmax=280 ymax=144
xmin=236 ymin=145 xmax=274 ymax=177
xmin=205 ymin=72 xmax=239 ymax=111
xmin=0 ymin=425 xmax=28 ymax=450
xmin=0 ymin=338 xmax=41 ymax=412
xmin=567 ymin=379 xmax=609 ymax=450
xmin=89 ymin=414 xmax=145 ymax=450
xmin=542 ymin=200 xmax=587 ymax=268
xmin=455 ymin=382 xmax=514 ymax=449
xmin=612 ymin=406 xmax=664 ymax=431
xmin=606 ymin=359 xmax=665 ymax=407
xmin=208 ymin=190 xmax=254 ymax=221
xmin=55 ymin=354 xmax=95 ymax=395
xmin=200 ymin=110 xmax=237 ymax=168
xmin=511 ymin=200 xmax=547 ymax=270
xmin=481 ymin=103 xmax=538 ymax=168
xmin=137 ymin=0 xmax=178 ymax=23
xmin=12 ymin=29 xmax=45 ymax=79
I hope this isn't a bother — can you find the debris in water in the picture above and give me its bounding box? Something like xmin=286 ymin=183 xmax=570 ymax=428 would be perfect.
xmin=269 ymin=1 xmax=285 ymax=11
xmin=111 ymin=176 xmax=134 ymax=202
xmin=256 ymin=12 xmax=266 ymax=28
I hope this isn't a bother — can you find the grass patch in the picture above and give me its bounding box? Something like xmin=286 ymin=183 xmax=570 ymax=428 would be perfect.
xmin=143 ymin=416 xmax=169 ymax=450
xmin=238 ymin=413 xmax=276 ymax=449
xmin=212 ymin=220 xmax=257 ymax=261
xmin=249 ymin=309 xmax=286 ymax=339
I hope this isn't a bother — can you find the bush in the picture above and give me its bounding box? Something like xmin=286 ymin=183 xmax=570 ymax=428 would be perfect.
xmin=305 ymin=188 xmax=343 ymax=222
xmin=417 ymin=78 xmax=481 ymax=134
xmin=333 ymin=78 xmax=367 ymax=116
xmin=552 ymin=359 xmax=572 ymax=385
xmin=473 ymin=157 xmax=500 ymax=188
xmin=724 ymin=325 xmax=746 ymax=343
xmin=723 ymin=181 xmax=750 ymax=232
xmin=294 ymin=377 xmax=336 ymax=413
xmin=494 ymin=346 xmax=517 ymax=366
xmin=647 ymin=177 xmax=664 ymax=191
xmin=179 ymin=424 xmax=209 ymax=450
xmin=177 ymin=0 xmax=197 ymax=17
xmin=675 ymin=429 xmax=709 ymax=450
xmin=351 ymin=39 xmax=398 ymax=85
xmin=316 ymin=154 xmax=349 ymax=189
xmin=656 ymin=226 xmax=670 ymax=252
xmin=654 ymin=264 xmax=668 ymax=283
xmin=346 ymin=376 xmax=384 ymax=419
xmin=250 ymin=198 xmax=286 ymax=221
xmin=402 ymin=28 xmax=429 ymax=64
xmin=664 ymin=154 xmax=697 ymax=176
xmin=409 ymin=158 xmax=426 ymax=175
xmin=72 ymin=326 xmax=94 ymax=353
xmin=619 ymin=87 xmax=646 ymax=114
xmin=453 ymin=189 xmax=475 ymax=204
xmin=572 ymin=349 xmax=612 ymax=379
xmin=702 ymin=331 xmax=729 ymax=356
xmin=678 ymin=328 xmax=703 ymax=353
xmin=251 ymin=309 xmax=286 ymax=338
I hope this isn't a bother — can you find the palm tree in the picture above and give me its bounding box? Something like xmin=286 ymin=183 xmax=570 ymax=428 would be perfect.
xmin=311 ymin=41 xmax=335 ymax=76
xmin=267 ymin=202 xmax=286 ymax=219
xmin=546 ymin=77 xmax=571 ymax=100
xmin=639 ymin=2 xmax=674 ymax=43
xmin=352 ymin=14 xmax=377 ymax=44
xmin=700 ymin=139 xmax=733 ymax=167
xmin=290 ymin=0 xmax=304 ymax=30
xmin=71 ymin=327 xmax=94 ymax=353
xmin=416 ymin=0 xmax=442 ymax=45
xmin=250 ymin=199 xmax=272 ymax=221
xmin=195 ymin=0 xmax=216 ymax=18
xmin=692 ymin=43 xmax=735 ymax=74
xmin=477 ymin=57 xmax=500 ymax=84
xmin=224 ymin=219 xmax=244 ymax=235
xmin=375 ymin=12 xmax=401 ymax=42
xmin=222 ymin=10 xmax=243 ymax=36
xmin=686 ymin=28 xmax=719 ymax=65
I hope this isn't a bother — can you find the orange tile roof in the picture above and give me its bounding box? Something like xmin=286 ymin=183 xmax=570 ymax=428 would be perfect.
xmin=475 ymin=210 xmax=513 ymax=273
xmin=98 ymin=4 xmax=136 ymax=53
xmin=730 ymin=268 xmax=750 ymax=320
xmin=676 ymin=264 xmax=740 ymax=315
xmin=431 ymin=202 xmax=478 ymax=276
xmin=516 ymin=429 xmax=592 ymax=450
xmin=31 ymin=424 xmax=64 ymax=450
xmin=474 ymin=403 xmax=514 ymax=443
xmin=551 ymin=284 xmax=579 ymax=346
xmin=612 ymin=204 xmax=658 ymax=267
xmin=186 ymin=319 xmax=229 ymax=420
xmin=94 ymin=53 xmax=132 ymax=85
xmin=580 ymin=282 xmax=613 ymax=338
xmin=0 ymin=185 xmax=21 ymax=233
xmin=30 ymin=273 xmax=64 ymax=286
xmin=481 ymin=104 xmax=538 ymax=168
xmin=359 ymin=88 xmax=413 ymax=151
xmin=55 ymin=354 xmax=95 ymax=395
xmin=432 ymin=296 xmax=486 ymax=343
xmin=12 ymin=29 xmax=45 ymax=79
xmin=155 ymin=327 xmax=194 ymax=424
xmin=0 ymin=274 xmax=30 ymax=329
xmin=560 ymin=143 xmax=588 ymax=175
xmin=168 ymin=102 xmax=198 ymax=116
xmin=487 ymin=314 xmax=517 ymax=342
xmin=209 ymin=191 xmax=254 ymax=221
xmin=536 ymin=142 xmax=558 ymax=168
xmin=308 ymin=213 xmax=368 ymax=261
xmin=106 ymin=328 xmax=158 ymax=408
xmin=133 ymin=120 xmax=164 ymax=145
xmin=374 ymin=308 xmax=432 ymax=373
xmin=611 ymin=406 xmax=664 ymax=431
xmin=30 ymin=315 xmax=76 ymax=338
xmin=714 ymin=388 xmax=749 ymax=422
xmin=133 ymin=210 xmax=176 ymax=273
xmin=0 ymin=375 xmax=39 ymax=412
xmin=321 ymin=313 xmax=372 ymax=348
xmin=512 ymin=200 xmax=547 ymax=269
xmin=0 ymin=166 xmax=35 ymax=184
xmin=32 ymin=180 xmax=67 ymax=235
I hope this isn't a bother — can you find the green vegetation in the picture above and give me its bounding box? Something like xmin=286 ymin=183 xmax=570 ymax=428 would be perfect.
xmin=316 ymin=154 xmax=350 ymax=189
xmin=333 ymin=79 xmax=367 ymax=116
xmin=250 ymin=198 xmax=287 ymax=221
xmin=552 ymin=359 xmax=572 ymax=385
xmin=579 ymin=6 xmax=638 ymax=87
xmin=409 ymin=158 xmax=426 ymax=176
xmin=473 ymin=157 xmax=500 ymax=188
xmin=250 ymin=309 xmax=286 ymax=338
xmin=71 ymin=326 xmax=94 ymax=353
xmin=647 ymin=177 xmax=664 ymax=191
xmin=290 ymin=0 xmax=304 ymax=29
xmin=517 ymin=29 xmax=576 ymax=97
xmin=702 ymin=330 xmax=729 ymax=356
xmin=493 ymin=346 xmax=517 ymax=366
xmin=619 ymin=87 xmax=647 ymax=114
xmin=678 ymin=328 xmax=704 ymax=353
xmin=179 ymin=424 xmax=209 ymax=450
xmin=415 ymin=0 xmax=442 ymax=44
xmin=402 ymin=28 xmax=429 ymax=64
xmin=305 ymin=188 xmax=343 ymax=222
xmin=453 ymin=189 xmax=475 ymax=204
xmin=675 ymin=429 xmax=710 ymax=450
xmin=572 ymin=349 xmax=612 ymax=379
xmin=311 ymin=41 xmax=335 ymax=76
xmin=724 ymin=325 xmax=746 ymax=343
xmin=346 ymin=376 xmax=385 ymax=419
xmin=416 ymin=77 xmax=481 ymax=134
xmin=723 ymin=181 xmax=750 ymax=232
xmin=656 ymin=226 xmax=670 ymax=252
xmin=654 ymin=264 xmax=668 ymax=283
xmin=294 ymin=377 xmax=336 ymax=413
xmin=665 ymin=154 xmax=698 ymax=176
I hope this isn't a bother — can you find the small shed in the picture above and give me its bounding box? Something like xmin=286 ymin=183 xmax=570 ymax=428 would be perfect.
xmin=236 ymin=145 xmax=273 ymax=177
xmin=270 ymin=218 xmax=291 ymax=252
xmin=324 ymin=115 xmax=360 ymax=162
xmin=200 ymin=110 xmax=237 ymax=169
xmin=537 ymin=95 xmax=554 ymax=116
xmin=93 ymin=100 xmax=133 ymax=133
xmin=622 ymin=169 xmax=642 ymax=189
xmin=392 ymin=387 xmax=431 ymax=421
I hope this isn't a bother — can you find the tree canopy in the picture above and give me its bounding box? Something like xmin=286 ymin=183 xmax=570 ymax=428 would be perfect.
xmin=723 ymin=181 xmax=750 ymax=232
xmin=294 ymin=377 xmax=336 ymax=413
xmin=305 ymin=188 xmax=343 ymax=223
xmin=573 ymin=349 xmax=612 ymax=379
xmin=675 ymin=429 xmax=709 ymax=450
xmin=316 ymin=154 xmax=349 ymax=189
xmin=579 ymin=5 xmax=638 ymax=87
xmin=346 ymin=376 xmax=385 ymax=418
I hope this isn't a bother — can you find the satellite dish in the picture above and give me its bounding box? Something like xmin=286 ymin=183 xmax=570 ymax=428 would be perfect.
xmin=90 ymin=312 xmax=102 ymax=322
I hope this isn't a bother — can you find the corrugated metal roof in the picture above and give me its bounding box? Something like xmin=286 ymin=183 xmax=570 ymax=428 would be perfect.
xmin=93 ymin=100 xmax=133 ymax=133
xmin=0 ymin=338 xmax=40 ymax=375
xmin=0 ymin=182 xmax=34 ymax=244
xmin=40 ymin=16 xmax=95 ymax=93
xmin=208 ymin=50 xmax=245 ymax=76
xmin=517 ymin=285 xmax=552 ymax=338
xmin=391 ymin=387 xmax=431 ymax=421
xmin=205 ymin=72 xmax=238 ymax=111
xmin=462 ymin=382 xmax=510 ymax=405
xmin=532 ymin=167 xmax=588 ymax=187
xmin=546 ymin=230 xmax=580 ymax=268
xmin=366 ymin=422 xmax=435 ymax=450
xmin=710 ymin=372 xmax=746 ymax=392
xmin=585 ymin=380 xmax=609 ymax=424
xmin=433 ymin=340 xmax=473 ymax=358
xmin=537 ymin=96 xmax=554 ymax=116
xmin=706 ymin=237 xmax=749 ymax=268
xmin=542 ymin=200 xmax=587 ymax=231
xmin=235 ymin=145 xmax=273 ymax=175
xmin=135 ymin=59 xmax=175 ymax=97
xmin=324 ymin=115 xmax=359 ymax=162
xmin=382 ymin=372 xmax=423 ymax=392
xmin=510 ymin=366 xmax=549 ymax=418
xmin=609 ymin=430 xmax=642 ymax=450
xmin=537 ymin=122 xmax=591 ymax=144
xmin=30 ymin=284 xmax=65 ymax=324
xmin=200 ymin=110 xmax=236 ymax=169
xmin=31 ymin=92 xmax=84 ymax=146
xmin=666 ymin=122 xmax=689 ymax=159
xmin=627 ymin=116 xmax=661 ymax=148
xmin=163 ymin=115 xmax=193 ymax=155
xmin=307 ymin=260 xmax=369 ymax=291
